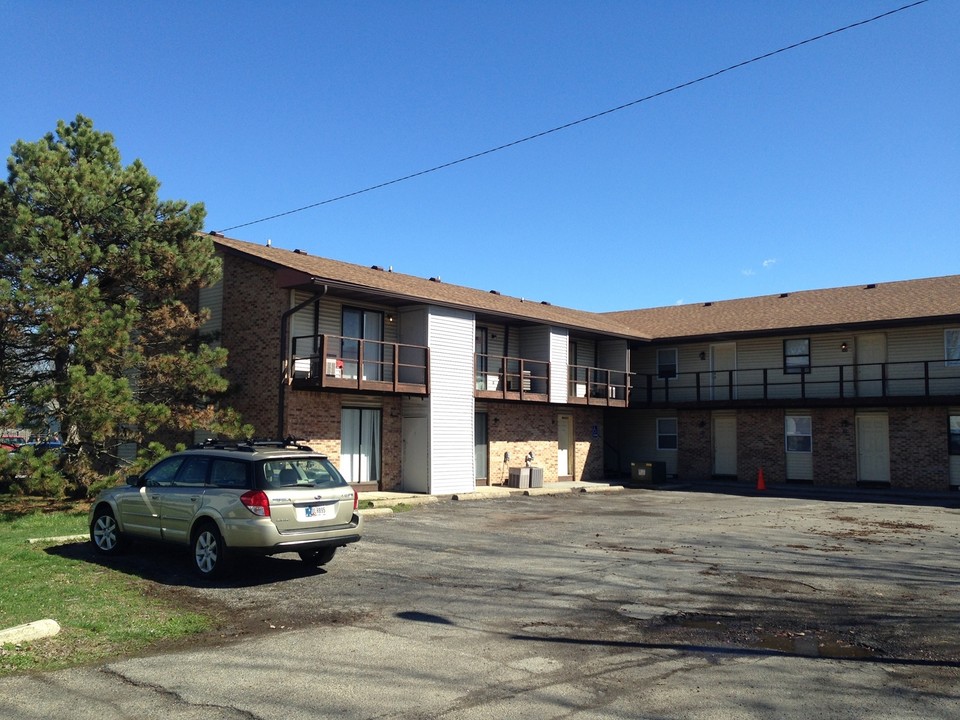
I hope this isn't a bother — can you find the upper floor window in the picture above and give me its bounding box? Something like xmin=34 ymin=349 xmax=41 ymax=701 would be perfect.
xmin=785 ymin=416 xmax=812 ymax=453
xmin=657 ymin=418 xmax=678 ymax=450
xmin=950 ymin=416 xmax=960 ymax=456
xmin=657 ymin=349 xmax=678 ymax=379
xmin=784 ymin=339 xmax=810 ymax=374
xmin=946 ymin=329 xmax=960 ymax=367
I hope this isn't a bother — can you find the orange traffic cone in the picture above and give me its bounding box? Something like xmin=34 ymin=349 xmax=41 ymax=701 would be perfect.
xmin=756 ymin=467 xmax=766 ymax=492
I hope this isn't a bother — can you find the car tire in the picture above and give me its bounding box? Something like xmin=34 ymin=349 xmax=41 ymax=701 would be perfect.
xmin=90 ymin=506 xmax=125 ymax=555
xmin=298 ymin=547 xmax=336 ymax=566
xmin=192 ymin=522 xmax=229 ymax=578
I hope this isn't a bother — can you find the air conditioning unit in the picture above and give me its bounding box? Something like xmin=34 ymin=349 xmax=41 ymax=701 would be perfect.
xmin=293 ymin=359 xmax=310 ymax=378
xmin=325 ymin=357 xmax=342 ymax=378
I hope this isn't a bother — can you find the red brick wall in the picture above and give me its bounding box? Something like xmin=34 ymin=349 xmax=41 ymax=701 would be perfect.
xmin=485 ymin=403 xmax=604 ymax=484
xmin=889 ymin=406 xmax=950 ymax=491
xmin=811 ymin=408 xmax=858 ymax=487
xmin=737 ymin=409 xmax=786 ymax=484
xmin=284 ymin=391 xmax=403 ymax=491
xmin=220 ymin=255 xmax=286 ymax=436
xmin=677 ymin=410 xmax=712 ymax=480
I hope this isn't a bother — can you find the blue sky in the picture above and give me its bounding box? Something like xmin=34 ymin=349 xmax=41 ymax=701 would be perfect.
xmin=3 ymin=1 xmax=956 ymax=312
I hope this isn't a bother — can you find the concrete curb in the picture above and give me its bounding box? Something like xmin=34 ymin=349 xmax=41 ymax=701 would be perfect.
xmin=28 ymin=534 xmax=87 ymax=545
xmin=451 ymin=489 xmax=513 ymax=501
xmin=0 ymin=619 xmax=61 ymax=646
xmin=358 ymin=508 xmax=395 ymax=517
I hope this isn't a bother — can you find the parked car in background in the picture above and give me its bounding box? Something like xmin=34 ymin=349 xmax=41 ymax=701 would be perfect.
xmin=0 ymin=436 xmax=26 ymax=451
xmin=88 ymin=439 xmax=363 ymax=578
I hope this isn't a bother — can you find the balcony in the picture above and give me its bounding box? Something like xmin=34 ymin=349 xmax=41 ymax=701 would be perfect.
xmin=290 ymin=334 xmax=429 ymax=395
xmin=568 ymin=365 xmax=630 ymax=408
xmin=632 ymin=359 xmax=960 ymax=408
xmin=475 ymin=355 xmax=549 ymax=402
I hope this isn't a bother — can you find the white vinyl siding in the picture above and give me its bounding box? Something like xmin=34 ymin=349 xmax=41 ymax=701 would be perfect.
xmin=609 ymin=411 xmax=678 ymax=477
xmin=549 ymin=328 xmax=569 ymax=404
xmin=427 ymin=308 xmax=476 ymax=495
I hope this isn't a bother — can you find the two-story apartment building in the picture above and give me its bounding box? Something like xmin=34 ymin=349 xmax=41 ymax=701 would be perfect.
xmin=205 ymin=234 xmax=638 ymax=495
xmin=202 ymin=234 xmax=960 ymax=494
xmin=606 ymin=277 xmax=960 ymax=492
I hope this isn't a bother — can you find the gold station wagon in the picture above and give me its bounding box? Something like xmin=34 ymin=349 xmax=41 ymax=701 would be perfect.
xmin=89 ymin=439 xmax=363 ymax=577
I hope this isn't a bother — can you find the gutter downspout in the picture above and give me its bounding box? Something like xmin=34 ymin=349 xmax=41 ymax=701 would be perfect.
xmin=278 ymin=281 xmax=328 ymax=439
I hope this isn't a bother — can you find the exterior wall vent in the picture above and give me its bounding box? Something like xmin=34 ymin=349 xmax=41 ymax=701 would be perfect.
xmin=703 ymin=302 xmax=713 ymax=307
xmin=779 ymin=293 xmax=789 ymax=298
xmin=865 ymin=283 xmax=877 ymax=289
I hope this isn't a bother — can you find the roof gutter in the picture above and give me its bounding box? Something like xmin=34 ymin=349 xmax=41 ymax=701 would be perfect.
xmin=278 ymin=280 xmax=328 ymax=439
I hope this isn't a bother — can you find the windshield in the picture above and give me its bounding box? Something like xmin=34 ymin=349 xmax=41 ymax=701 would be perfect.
xmin=261 ymin=457 xmax=347 ymax=489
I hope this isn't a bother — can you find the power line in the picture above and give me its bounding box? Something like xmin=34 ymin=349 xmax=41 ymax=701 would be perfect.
xmin=215 ymin=0 xmax=929 ymax=234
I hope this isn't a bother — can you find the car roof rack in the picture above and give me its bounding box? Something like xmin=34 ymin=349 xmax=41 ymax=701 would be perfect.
xmin=192 ymin=437 xmax=315 ymax=452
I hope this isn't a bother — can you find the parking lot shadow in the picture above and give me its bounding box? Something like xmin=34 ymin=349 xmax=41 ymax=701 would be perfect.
xmin=46 ymin=539 xmax=329 ymax=589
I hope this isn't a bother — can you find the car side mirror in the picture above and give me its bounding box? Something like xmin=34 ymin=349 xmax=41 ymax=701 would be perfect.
xmin=126 ymin=474 xmax=142 ymax=488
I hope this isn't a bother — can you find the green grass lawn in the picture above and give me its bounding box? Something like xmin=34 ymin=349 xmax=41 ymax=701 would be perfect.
xmin=0 ymin=497 xmax=215 ymax=674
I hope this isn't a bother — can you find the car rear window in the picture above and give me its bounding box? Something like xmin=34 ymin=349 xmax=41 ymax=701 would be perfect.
xmin=261 ymin=457 xmax=348 ymax=489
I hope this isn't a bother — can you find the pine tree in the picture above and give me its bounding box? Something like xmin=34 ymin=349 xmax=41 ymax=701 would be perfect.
xmin=0 ymin=115 xmax=249 ymax=496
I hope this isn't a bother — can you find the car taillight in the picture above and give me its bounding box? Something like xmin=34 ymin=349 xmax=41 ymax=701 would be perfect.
xmin=240 ymin=490 xmax=271 ymax=517
xmin=352 ymin=486 xmax=359 ymax=511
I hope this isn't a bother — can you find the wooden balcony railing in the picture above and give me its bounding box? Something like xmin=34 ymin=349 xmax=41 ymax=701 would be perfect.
xmin=633 ymin=359 xmax=960 ymax=406
xmin=568 ymin=365 xmax=630 ymax=407
xmin=290 ymin=334 xmax=429 ymax=395
xmin=475 ymin=354 xmax=549 ymax=401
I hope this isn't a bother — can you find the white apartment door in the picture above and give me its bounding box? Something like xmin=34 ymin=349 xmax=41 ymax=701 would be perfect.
xmin=710 ymin=343 xmax=737 ymax=401
xmin=713 ymin=414 xmax=737 ymax=477
xmin=856 ymin=414 xmax=890 ymax=483
xmin=558 ymin=414 xmax=574 ymax=480
xmin=401 ymin=415 xmax=429 ymax=493
xmin=856 ymin=334 xmax=886 ymax=398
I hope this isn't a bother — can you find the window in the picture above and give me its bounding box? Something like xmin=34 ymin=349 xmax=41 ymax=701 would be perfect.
xmin=143 ymin=457 xmax=185 ymax=488
xmin=784 ymin=338 xmax=810 ymax=374
xmin=950 ymin=416 xmax=960 ymax=456
xmin=341 ymin=307 xmax=384 ymax=381
xmin=341 ymin=407 xmax=382 ymax=483
xmin=946 ymin=329 xmax=960 ymax=367
xmin=657 ymin=349 xmax=678 ymax=379
xmin=785 ymin=416 xmax=812 ymax=453
xmin=657 ymin=418 xmax=678 ymax=450
xmin=176 ymin=457 xmax=211 ymax=488
xmin=210 ymin=459 xmax=249 ymax=489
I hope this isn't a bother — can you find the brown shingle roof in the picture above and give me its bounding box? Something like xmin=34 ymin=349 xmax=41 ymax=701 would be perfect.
xmin=211 ymin=234 xmax=647 ymax=340
xmin=605 ymin=275 xmax=960 ymax=340
xmin=212 ymin=235 xmax=959 ymax=343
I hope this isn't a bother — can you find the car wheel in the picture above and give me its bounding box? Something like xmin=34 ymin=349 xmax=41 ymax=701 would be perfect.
xmin=192 ymin=523 xmax=229 ymax=578
xmin=298 ymin=547 xmax=336 ymax=566
xmin=90 ymin=506 xmax=125 ymax=555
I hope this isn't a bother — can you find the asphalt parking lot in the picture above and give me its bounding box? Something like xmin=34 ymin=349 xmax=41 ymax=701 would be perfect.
xmin=3 ymin=486 xmax=960 ymax=719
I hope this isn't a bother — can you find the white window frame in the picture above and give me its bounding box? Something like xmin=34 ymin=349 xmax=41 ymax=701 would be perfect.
xmin=657 ymin=348 xmax=678 ymax=380
xmin=657 ymin=417 xmax=678 ymax=451
xmin=945 ymin=329 xmax=960 ymax=367
xmin=784 ymin=338 xmax=811 ymax=375
xmin=785 ymin=415 xmax=812 ymax=453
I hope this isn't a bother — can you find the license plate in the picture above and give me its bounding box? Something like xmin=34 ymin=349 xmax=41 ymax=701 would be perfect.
xmin=297 ymin=504 xmax=334 ymax=521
